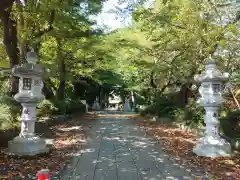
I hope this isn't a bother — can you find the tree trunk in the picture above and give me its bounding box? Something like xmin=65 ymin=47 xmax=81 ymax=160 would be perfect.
xmin=1 ymin=8 xmax=20 ymax=96
xmin=0 ymin=1 xmax=15 ymax=14
xmin=99 ymin=85 xmax=105 ymax=109
xmin=42 ymin=81 xmax=54 ymax=99
xmin=57 ymin=59 xmax=66 ymax=100
xmin=178 ymin=83 xmax=193 ymax=107
xmin=55 ymin=39 xmax=66 ymax=100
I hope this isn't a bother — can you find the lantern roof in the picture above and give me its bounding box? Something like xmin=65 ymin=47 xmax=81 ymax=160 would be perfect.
xmin=12 ymin=63 xmax=44 ymax=77
xmin=194 ymin=57 xmax=229 ymax=83
xmin=14 ymin=94 xmax=44 ymax=103
xmin=12 ymin=50 xmax=44 ymax=77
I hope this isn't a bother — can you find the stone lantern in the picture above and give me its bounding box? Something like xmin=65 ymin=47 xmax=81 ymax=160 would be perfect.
xmin=80 ymin=99 xmax=88 ymax=113
xmin=193 ymin=57 xmax=231 ymax=157
xmin=92 ymin=97 xmax=100 ymax=110
xmin=8 ymin=50 xmax=49 ymax=156
xmin=123 ymin=97 xmax=131 ymax=112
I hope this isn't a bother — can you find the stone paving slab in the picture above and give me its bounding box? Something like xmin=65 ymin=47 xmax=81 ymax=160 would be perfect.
xmin=61 ymin=112 xmax=206 ymax=180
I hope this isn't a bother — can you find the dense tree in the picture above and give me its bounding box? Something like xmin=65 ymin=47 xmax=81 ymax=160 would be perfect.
xmin=0 ymin=0 xmax=239 ymax=129
xmin=110 ymin=0 xmax=240 ymax=107
xmin=0 ymin=0 xmax=105 ymax=95
xmin=0 ymin=0 xmax=107 ymax=128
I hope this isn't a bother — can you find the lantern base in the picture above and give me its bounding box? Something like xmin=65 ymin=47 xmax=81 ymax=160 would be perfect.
xmin=193 ymin=136 xmax=231 ymax=158
xmin=92 ymin=102 xmax=100 ymax=110
xmin=8 ymin=136 xmax=49 ymax=156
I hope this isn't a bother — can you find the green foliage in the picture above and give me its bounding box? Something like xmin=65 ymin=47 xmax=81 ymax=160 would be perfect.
xmin=141 ymin=95 xmax=176 ymax=117
xmin=220 ymin=110 xmax=240 ymax=138
xmin=141 ymin=94 xmax=205 ymax=128
xmin=52 ymin=98 xmax=86 ymax=114
xmin=0 ymin=0 xmax=106 ymax=130
xmin=23 ymin=95 xmax=86 ymax=123
xmin=0 ymin=81 xmax=20 ymax=130
xmin=184 ymin=98 xmax=205 ymax=128
xmin=0 ymin=0 xmax=239 ymax=132
xmin=169 ymin=108 xmax=185 ymax=122
xmin=37 ymin=99 xmax=58 ymax=117
xmin=65 ymin=98 xmax=86 ymax=114
xmin=0 ymin=103 xmax=16 ymax=129
xmin=103 ymin=0 xmax=239 ymax=131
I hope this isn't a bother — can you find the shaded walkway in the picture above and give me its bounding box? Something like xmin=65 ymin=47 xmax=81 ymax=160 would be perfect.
xmin=61 ymin=112 xmax=205 ymax=180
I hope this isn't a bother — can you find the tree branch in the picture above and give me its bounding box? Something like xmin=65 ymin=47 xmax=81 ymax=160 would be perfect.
xmin=33 ymin=10 xmax=55 ymax=38
xmin=2 ymin=10 xmax=10 ymax=46
xmin=208 ymin=10 xmax=240 ymax=55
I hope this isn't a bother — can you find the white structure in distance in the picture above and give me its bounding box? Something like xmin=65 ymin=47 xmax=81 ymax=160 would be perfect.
xmin=108 ymin=93 xmax=121 ymax=110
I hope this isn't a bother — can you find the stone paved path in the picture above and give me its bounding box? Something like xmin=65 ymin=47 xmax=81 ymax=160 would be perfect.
xmin=60 ymin=112 xmax=206 ymax=180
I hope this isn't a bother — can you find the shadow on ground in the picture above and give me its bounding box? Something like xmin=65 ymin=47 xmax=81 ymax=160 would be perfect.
xmin=138 ymin=119 xmax=240 ymax=180
xmin=60 ymin=112 xmax=207 ymax=180
xmin=0 ymin=112 xmax=95 ymax=180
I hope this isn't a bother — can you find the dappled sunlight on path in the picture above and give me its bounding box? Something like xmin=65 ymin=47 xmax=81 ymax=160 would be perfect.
xmin=61 ymin=111 xmax=207 ymax=180
xmin=139 ymin=120 xmax=240 ymax=180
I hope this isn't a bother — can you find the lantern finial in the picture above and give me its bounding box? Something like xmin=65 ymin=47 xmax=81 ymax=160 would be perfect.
xmin=26 ymin=49 xmax=38 ymax=64
xmin=205 ymin=54 xmax=216 ymax=65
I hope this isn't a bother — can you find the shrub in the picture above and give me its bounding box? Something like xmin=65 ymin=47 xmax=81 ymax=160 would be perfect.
xmin=64 ymin=98 xmax=86 ymax=114
xmin=51 ymin=98 xmax=86 ymax=115
xmin=169 ymin=108 xmax=185 ymax=122
xmin=158 ymin=106 xmax=176 ymax=117
xmin=50 ymin=98 xmax=67 ymax=114
xmin=184 ymin=98 xmax=205 ymax=128
xmin=140 ymin=95 xmax=177 ymax=116
xmin=141 ymin=103 xmax=157 ymax=115
xmin=220 ymin=110 xmax=240 ymax=138
xmin=0 ymin=93 xmax=20 ymax=130
xmin=0 ymin=103 xmax=16 ymax=129
xmin=37 ymin=99 xmax=58 ymax=117
xmin=0 ymin=97 xmax=20 ymax=130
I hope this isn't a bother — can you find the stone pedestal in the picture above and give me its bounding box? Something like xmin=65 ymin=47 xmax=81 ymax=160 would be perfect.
xmin=193 ymin=107 xmax=231 ymax=157
xmin=193 ymin=136 xmax=231 ymax=157
xmin=8 ymin=136 xmax=49 ymax=156
xmin=8 ymin=102 xmax=49 ymax=156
